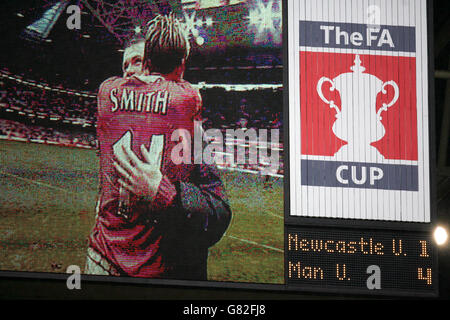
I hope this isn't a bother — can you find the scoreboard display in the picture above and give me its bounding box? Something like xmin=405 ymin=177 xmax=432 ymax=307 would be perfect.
xmin=286 ymin=227 xmax=436 ymax=295
xmin=285 ymin=0 xmax=437 ymax=296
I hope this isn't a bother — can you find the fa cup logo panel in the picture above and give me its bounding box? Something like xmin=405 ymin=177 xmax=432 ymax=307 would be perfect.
xmin=299 ymin=22 xmax=418 ymax=191
xmin=317 ymin=54 xmax=399 ymax=162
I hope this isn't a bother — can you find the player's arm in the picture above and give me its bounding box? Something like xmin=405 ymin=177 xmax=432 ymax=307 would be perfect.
xmin=114 ymin=140 xmax=231 ymax=248
xmin=175 ymin=164 xmax=232 ymax=248
xmin=113 ymin=87 xmax=231 ymax=246
xmin=173 ymin=87 xmax=231 ymax=247
xmin=114 ymin=147 xmax=231 ymax=248
xmin=113 ymin=142 xmax=165 ymax=204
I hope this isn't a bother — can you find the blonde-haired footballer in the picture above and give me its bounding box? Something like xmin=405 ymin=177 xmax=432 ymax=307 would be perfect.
xmin=85 ymin=14 xmax=231 ymax=280
xmin=122 ymin=38 xmax=145 ymax=78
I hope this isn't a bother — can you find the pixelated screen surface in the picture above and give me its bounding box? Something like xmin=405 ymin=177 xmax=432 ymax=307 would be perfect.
xmin=287 ymin=0 xmax=432 ymax=222
xmin=286 ymin=226 xmax=436 ymax=294
xmin=0 ymin=0 xmax=284 ymax=285
xmin=0 ymin=0 xmax=438 ymax=297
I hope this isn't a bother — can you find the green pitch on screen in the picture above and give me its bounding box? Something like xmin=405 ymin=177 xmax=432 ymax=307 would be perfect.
xmin=0 ymin=140 xmax=283 ymax=284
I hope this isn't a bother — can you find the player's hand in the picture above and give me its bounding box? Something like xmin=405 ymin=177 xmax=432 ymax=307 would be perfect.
xmin=113 ymin=144 xmax=163 ymax=202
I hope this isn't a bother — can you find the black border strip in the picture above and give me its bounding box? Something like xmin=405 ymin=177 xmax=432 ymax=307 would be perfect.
xmin=427 ymin=0 xmax=440 ymax=298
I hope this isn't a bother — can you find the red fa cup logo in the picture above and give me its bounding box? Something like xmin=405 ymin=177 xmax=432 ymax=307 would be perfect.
xmin=316 ymin=54 xmax=399 ymax=162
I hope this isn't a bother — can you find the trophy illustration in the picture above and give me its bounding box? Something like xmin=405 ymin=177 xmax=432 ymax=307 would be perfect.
xmin=317 ymin=55 xmax=399 ymax=162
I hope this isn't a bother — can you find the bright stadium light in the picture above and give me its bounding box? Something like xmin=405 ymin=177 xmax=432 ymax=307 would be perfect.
xmin=181 ymin=11 xmax=212 ymax=46
xmin=23 ymin=1 xmax=68 ymax=41
xmin=195 ymin=19 xmax=203 ymax=27
xmin=247 ymin=0 xmax=282 ymax=45
xmin=134 ymin=26 xmax=142 ymax=34
xmin=205 ymin=17 xmax=213 ymax=27
xmin=196 ymin=36 xmax=205 ymax=46
xmin=248 ymin=0 xmax=281 ymax=34
xmin=183 ymin=11 xmax=197 ymax=34
xmin=434 ymin=226 xmax=448 ymax=246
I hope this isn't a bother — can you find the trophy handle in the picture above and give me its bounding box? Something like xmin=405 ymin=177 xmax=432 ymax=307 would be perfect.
xmin=317 ymin=77 xmax=340 ymax=116
xmin=377 ymin=80 xmax=399 ymax=120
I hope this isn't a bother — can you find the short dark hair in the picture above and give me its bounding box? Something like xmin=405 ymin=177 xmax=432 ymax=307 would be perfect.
xmin=144 ymin=14 xmax=190 ymax=74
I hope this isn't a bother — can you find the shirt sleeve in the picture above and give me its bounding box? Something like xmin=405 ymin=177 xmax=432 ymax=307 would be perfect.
xmin=149 ymin=163 xmax=232 ymax=248
xmin=97 ymin=76 xmax=119 ymax=117
xmin=176 ymin=164 xmax=232 ymax=248
xmin=147 ymin=85 xmax=230 ymax=248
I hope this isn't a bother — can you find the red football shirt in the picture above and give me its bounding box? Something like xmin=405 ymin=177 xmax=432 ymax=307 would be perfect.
xmin=89 ymin=74 xmax=202 ymax=277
